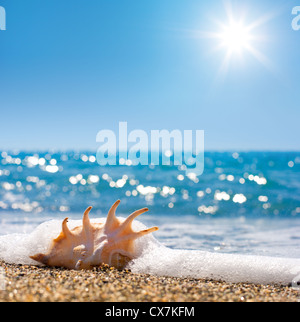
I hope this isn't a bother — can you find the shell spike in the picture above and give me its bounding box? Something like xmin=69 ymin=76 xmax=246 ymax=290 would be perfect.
xmin=117 ymin=207 xmax=149 ymax=235
xmin=30 ymin=253 xmax=48 ymax=265
xmin=62 ymin=218 xmax=73 ymax=237
xmin=134 ymin=226 xmax=159 ymax=239
xmin=83 ymin=206 xmax=92 ymax=230
xmin=105 ymin=200 xmax=121 ymax=232
xmin=119 ymin=226 xmax=159 ymax=243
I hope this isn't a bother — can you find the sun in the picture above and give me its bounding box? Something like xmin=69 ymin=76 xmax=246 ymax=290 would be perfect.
xmin=195 ymin=3 xmax=274 ymax=76
xmin=205 ymin=13 xmax=273 ymax=76
xmin=219 ymin=22 xmax=252 ymax=54
xmin=209 ymin=18 xmax=261 ymax=74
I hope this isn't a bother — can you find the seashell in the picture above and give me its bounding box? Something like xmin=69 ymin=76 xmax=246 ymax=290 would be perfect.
xmin=30 ymin=200 xmax=159 ymax=270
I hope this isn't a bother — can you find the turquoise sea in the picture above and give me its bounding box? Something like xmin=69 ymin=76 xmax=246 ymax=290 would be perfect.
xmin=0 ymin=150 xmax=300 ymax=259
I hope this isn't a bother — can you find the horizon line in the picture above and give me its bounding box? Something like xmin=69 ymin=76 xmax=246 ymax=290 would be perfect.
xmin=0 ymin=148 xmax=299 ymax=153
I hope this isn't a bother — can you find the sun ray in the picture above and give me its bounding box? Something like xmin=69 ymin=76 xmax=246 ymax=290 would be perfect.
xmin=243 ymin=43 xmax=273 ymax=72
xmin=191 ymin=2 xmax=277 ymax=78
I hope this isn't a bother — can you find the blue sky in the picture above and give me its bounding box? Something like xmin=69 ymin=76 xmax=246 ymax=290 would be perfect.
xmin=0 ymin=0 xmax=299 ymax=151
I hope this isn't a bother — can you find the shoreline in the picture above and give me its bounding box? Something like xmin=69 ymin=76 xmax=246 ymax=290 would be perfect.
xmin=0 ymin=261 xmax=299 ymax=302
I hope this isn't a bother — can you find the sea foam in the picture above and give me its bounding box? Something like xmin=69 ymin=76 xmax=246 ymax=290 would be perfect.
xmin=0 ymin=219 xmax=300 ymax=286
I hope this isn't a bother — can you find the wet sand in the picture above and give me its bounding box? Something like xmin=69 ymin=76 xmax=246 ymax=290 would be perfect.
xmin=0 ymin=261 xmax=299 ymax=302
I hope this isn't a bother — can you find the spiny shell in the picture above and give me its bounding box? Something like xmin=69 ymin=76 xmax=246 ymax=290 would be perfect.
xmin=30 ymin=200 xmax=158 ymax=270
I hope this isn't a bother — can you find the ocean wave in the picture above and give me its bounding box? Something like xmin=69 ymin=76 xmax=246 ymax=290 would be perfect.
xmin=0 ymin=218 xmax=300 ymax=285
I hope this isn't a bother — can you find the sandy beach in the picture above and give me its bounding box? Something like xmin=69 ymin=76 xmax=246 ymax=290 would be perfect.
xmin=0 ymin=261 xmax=299 ymax=302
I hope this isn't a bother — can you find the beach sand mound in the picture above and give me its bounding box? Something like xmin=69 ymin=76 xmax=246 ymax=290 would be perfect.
xmin=0 ymin=261 xmax=299 ymax=302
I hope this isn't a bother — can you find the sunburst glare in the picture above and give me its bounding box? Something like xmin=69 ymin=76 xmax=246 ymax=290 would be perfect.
xmin=195 ymin=3 xmax=274 ymax=76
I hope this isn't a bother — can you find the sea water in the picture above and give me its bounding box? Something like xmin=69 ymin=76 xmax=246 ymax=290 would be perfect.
xmin=0 ymin=151 xmax=300 ymax=284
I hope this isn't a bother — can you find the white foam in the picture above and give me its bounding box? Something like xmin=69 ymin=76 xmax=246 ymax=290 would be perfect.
xmin=0 ymin=220 xmax=63 ymax=265
xmin=0 ymin=219 xmax=300 ymax=285
xmin=130 ymin=243 xmax=300 ymax=285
